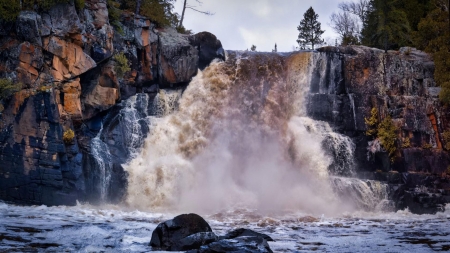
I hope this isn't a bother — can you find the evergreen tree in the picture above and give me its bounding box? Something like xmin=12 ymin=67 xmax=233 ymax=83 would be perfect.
xmin=414 ymin=0 xmax=450 ymax=103
xmin=297 ymin=7 xmax=325 ymax=50
xmin=361 ymin=0 xmax=411 ymax=51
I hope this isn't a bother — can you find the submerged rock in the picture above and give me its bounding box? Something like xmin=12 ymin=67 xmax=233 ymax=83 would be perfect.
xmin=150 ymin=214 xmax=274 ymax=253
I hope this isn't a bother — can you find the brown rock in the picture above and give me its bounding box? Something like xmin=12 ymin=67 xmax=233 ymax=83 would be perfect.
xmin=43 ymin=36 xmax=96 ymax=80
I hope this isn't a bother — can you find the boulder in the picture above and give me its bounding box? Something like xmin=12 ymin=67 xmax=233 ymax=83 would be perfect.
xmin=150 ymin=213 xmax=214 ymax=251
xmin=221 ymin=228 xmax=274 ymax=242
xmin=189 ymin=31 xmax=226 ymax=70
xmin=158 ymin=28 xmax=198 ymax=86
xmin=193 ymin=236 xmax=273 ymax=253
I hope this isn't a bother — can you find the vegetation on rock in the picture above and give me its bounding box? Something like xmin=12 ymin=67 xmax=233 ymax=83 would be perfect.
xmin=63 ymin=129 xmax=75 ymax=144
xmin=377 ymin=115 xmax=398 ymax=161
xmin=0 ymin=78 xmax=21 ymax=101
xmin=113 ymin=52 xmax=131 ymax=78
xmin=0 ymin=0 xmax=85 ymax=21
xmin=365 ymin=108 xmax=399 ymax=162
xmin=364 ymin=107 xmax=379 ymax=136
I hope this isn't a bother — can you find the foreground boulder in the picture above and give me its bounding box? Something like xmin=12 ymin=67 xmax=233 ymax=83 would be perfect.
xmin=150 ymin=213 xmax=215 ymax=251
xmin=150 ymin=214 xmax=273 ymax=253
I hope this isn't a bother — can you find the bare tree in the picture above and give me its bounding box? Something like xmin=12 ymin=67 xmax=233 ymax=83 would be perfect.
xmin=338 ymin=0 xmax=370 ymax=25
xmin=178 ymin=0 xmax=214 ymax=28
xmin=330 ymin=11 xmax=360 ymax=45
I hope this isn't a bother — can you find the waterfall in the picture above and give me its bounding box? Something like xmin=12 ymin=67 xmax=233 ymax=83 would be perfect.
xmin=90 ymin=124 xmax=112 ymax=201
xmin=348 ymin=93 xmax=357 ymax=129
xmin=124 ymin=51 xmax=386 ymax=214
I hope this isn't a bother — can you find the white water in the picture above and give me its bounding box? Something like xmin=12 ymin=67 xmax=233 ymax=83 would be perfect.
xmin=124 ymin=52 xmax=360 ymax=214
xmin=0 ymin=201 xmax=449 ymax=252
xmin=90 ymin=124 xmax=112 ymax=201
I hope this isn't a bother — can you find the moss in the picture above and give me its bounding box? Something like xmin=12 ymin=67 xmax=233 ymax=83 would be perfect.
xmin=63 ymin=129 xmax=75 ymax=144
xmin=442 ymin=130 xmax=450 ymax=150
xmin=422 ymin=143 xmax=433 ymax=149
xmin=401 ymin=137 xmax=411 ymax=148
xmin=0 ymin=78 xmax=21 ymax=100
xmin=365 ymin=107 xmax=379 ymax=137
xmin=377 ymin=115 xmax=398 ymax=162
xmin=113 ymin=52 xmax=131 ymax=78
xmin=37 ymin=84 xmax=52 ymax=93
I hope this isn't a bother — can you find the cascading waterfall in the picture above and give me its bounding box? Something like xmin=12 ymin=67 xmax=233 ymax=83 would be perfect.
xmin=124 ymin=51 xmax=389 ymax=214
xmin=90 ymin=124 xmax=112 ymax=201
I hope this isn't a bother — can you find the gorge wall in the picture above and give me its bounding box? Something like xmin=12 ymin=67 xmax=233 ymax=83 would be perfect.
xmin=0 ymin=2 xmax=449 ymax=213
xmin=0 ymin=2 xmax=223 ymax=205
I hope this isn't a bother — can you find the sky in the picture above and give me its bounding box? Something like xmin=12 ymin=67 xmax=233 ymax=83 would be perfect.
xmin=173 ymin=0 xmax=341 ymax=52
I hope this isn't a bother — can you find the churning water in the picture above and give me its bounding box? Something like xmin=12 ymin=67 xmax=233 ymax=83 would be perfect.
xmin=4 ymin=51 xmax=448 ymax=252
xmin=124 ymin=51 xmax=362 ymax=214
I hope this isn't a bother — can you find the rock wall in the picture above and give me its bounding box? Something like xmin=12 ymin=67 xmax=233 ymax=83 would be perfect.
xmin=0 ymin=2 xmax=224 ymax=205
xmin=310 ymin=46 xmax=450 ymax=213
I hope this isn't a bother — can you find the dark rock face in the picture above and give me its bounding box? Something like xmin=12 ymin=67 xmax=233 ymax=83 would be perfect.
xmin=150 ymin=214 xmax=273 ymax=253
xmin=0 ymin=1 xmax=223 ymax=205
xmin=312 ymin=46 xmax=450 ymax=213
xmin=189 ymin=31 xmax=225 ymax=70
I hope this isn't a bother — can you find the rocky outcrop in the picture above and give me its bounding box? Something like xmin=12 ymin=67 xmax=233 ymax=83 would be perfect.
xmin=312 ymin=46 xmax=450 ymax=213
xmin=0 ymin=2 xmax=224 ymax=205
xmin=150 ymin=214 xmax=273 ymax=253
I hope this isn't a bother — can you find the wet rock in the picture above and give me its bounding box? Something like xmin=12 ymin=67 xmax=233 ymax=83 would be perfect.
xmin=189 ymin=31 xmax=225 ymax=70
xmin=193 ymin=236 xmax=273 ymax=253
xmin=150 ymin=213 xmax=214 ymax=251
xmin=221 ymin=228 xmax=274 ymax=242
xmin=158 ymin=28 xmax=198 ymax=86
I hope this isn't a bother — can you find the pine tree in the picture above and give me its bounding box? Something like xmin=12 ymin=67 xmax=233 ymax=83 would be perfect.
xmin=297 ymin=7 xmax=325 ymax=50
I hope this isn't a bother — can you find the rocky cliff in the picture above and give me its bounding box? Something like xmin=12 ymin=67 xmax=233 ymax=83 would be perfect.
xmin=0 ymin=2 xmax=224 ymax=205
xmin=312 ymin=46 xmax=450 ymax=213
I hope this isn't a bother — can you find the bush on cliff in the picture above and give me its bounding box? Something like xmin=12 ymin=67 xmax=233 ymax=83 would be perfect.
xmin=113 ymin=52 xmax=131 ymax=78
xmin=121 ymin=0 xmax=178 ymax=27
xmin=377 ymin=116 xmax=398 ymax=162
xmin=63 ymin=129 xmax=75 ymax=144
xmin=0 ymin=0 xmax=85 ymax=22
xmin=0 ymin=78 xmax=21 ymax=100
xmin=365 ymin=108 xmax=399 ymax=162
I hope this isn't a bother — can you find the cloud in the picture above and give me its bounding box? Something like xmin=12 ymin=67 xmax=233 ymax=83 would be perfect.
xmin=174 ymin=0 xmax=340 ymax=52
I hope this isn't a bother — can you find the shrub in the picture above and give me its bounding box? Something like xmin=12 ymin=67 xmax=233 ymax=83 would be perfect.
xmin=365 ymin=107 xmax=379 ymax=137
xmin=401 ymin=137 xmax=411 ymax=148
xmin=63 ymin=129 xmax=75 ymax=144
xmin=442 ymin=130 xmax=450 ymax=150
xmin=422 ymin=143 xmax=433 ymax=149
xmin=113 ymin=52 xmax=131 ymax=78
xmin=0 ymin=78 xmax=21 ymax=100
xmin=377 ymin=116 xmax=398 ymax=162
xmin=107 ymin=0 xmax=123 ymax=35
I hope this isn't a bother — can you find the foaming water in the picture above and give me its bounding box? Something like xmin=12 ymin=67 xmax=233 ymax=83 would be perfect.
xmin=125 ymin=51 xmax=358 ymax=215
xmin=0 ymin=201 xmax=449 ymax=252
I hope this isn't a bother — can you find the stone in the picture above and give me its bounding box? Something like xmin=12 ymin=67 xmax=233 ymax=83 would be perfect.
xmin=16 ymin=11 xmax=43 ymax=47
xmin=221 ymin=228 xmax=274 ymax=242
xmin=43 ymin=36 xmax=96 ymax=80
xmin=189 ymin=31 xmax=226 ymax=70
xmin=193 ymin=236 xmax=273 ymax=253
xmin=48 ymin=3 xmax=83 ymax=37
xmin=158 ymin=28 xmax=199 ymax=86
xmin=150 ymin=213 xmax=214 ymax=251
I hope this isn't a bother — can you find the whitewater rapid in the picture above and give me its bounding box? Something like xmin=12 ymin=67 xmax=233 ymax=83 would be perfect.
xmin=0 ymin=201 xmax=449 ymax=252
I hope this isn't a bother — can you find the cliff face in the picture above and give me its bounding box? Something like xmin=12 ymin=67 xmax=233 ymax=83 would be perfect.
xmin=0 ymin=2 xmax=224 ymax=205
xmin=311 ymin=46 xmax=450 ymax=213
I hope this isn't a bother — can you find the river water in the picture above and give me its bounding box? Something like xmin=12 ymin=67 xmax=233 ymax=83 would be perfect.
xmin=0 ymin=201 xmax=449 ymax=252
xmin=3 ymin=51 xmax=448 ymax=252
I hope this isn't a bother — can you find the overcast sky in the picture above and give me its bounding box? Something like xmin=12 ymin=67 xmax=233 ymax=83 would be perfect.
xmin=173 ymin=0 xmax=341 ymax=52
